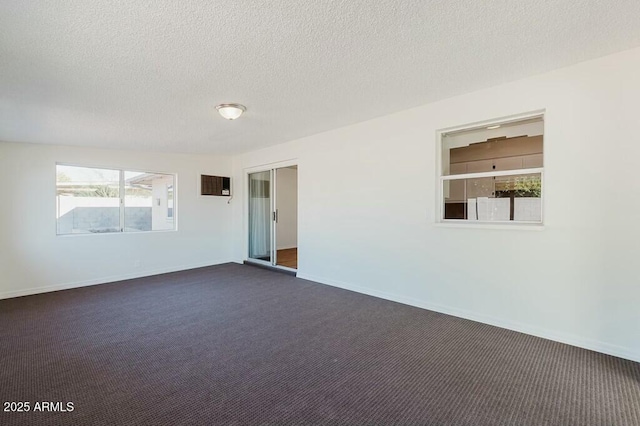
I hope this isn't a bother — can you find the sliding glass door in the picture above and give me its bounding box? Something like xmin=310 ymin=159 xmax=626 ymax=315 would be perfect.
xmin=248 ymin=166 xmax=298 ymax=270
xmin=248 ymin=170 xmax=273 ymax=263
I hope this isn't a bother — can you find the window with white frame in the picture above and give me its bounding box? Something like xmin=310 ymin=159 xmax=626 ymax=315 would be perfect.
xmin=56 ymin=164 xmax=176 ymax=234
xmin=439 ymin=114 xmax=544 ymax=224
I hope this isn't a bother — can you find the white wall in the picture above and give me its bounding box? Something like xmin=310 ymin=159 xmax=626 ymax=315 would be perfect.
xmin=232 ymin=47 xmax=640 ymax=362
xmin=276 ymin=167 xmax=298 ymax=249
xmin=0 ymin=142 xmax=234 ymax=299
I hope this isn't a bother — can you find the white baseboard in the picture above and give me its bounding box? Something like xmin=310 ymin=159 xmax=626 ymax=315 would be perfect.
xmin=296 ymin=272 xmax=640 ymax=364
xmin=0 ymin=259 xmax=232 ymax=300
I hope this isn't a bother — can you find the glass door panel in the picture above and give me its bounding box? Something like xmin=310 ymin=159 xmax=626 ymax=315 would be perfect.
xmin=248 ymin=171 xmax=272 ymax=262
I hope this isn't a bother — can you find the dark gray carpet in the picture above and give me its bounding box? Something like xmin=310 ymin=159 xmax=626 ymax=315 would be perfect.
xmin=1 ymin=263 xmax=639 ymax=425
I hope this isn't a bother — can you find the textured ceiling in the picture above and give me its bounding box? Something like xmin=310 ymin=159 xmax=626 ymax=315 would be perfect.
xmin=2 ymin=1 xmax=640 ymax=155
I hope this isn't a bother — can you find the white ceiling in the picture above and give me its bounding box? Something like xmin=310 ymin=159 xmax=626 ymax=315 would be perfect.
xmin=2 ymin=1 xmax=640 ymax=155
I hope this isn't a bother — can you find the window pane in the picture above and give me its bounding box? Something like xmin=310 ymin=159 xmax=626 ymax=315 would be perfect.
xmin=444 ymin=173 xmax=542 ymax=222
xmin=167 ymin=184 xmax=174 ymax=219
xmin=56 ymin=165 xmax=120 ymax=234
xmin=442 ymin=118 xmax=544 ymax=176
xmin=124 ymin=172 xmax=175 ymax=232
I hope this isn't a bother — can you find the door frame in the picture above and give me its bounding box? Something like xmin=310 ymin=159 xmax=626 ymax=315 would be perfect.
xmin=244 ymin=159 xmax=298 ymax=272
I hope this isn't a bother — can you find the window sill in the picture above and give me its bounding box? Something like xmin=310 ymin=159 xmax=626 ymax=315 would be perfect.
xmin=434 ymin=221 xmax=545 ymax=231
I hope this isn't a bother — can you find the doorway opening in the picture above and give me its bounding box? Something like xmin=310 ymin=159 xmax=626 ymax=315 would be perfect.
xmin=248 ymin=165 xmax=298 ymax=271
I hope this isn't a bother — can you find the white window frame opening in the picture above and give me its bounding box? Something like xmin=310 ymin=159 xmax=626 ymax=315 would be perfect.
xmin=437 ymin=112 xmax=545 ymax=227
xmin=56 ymin=163 xmax=177 ymax=235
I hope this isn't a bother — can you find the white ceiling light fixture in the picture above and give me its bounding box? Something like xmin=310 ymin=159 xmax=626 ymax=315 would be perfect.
xmin=216 ymin=103 xmax=246 ymax=120
xmin=486 ymin=124 xmax=501 ymax=130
